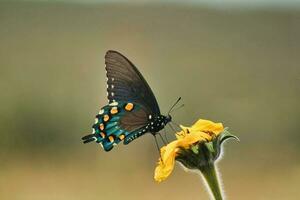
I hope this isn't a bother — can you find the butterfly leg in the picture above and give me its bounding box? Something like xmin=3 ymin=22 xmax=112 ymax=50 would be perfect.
xmin=163 ymin=128 xmax=169 ymax=143
xmin=153 ymin=133 xmax=163 ymax=163
xmin=168 ymin=123 xmax=177 ymax=133
xmin=158 ymin=132 xmax=167 ymax=145
xmin=170 ymin=120 xmax=181 ymax=130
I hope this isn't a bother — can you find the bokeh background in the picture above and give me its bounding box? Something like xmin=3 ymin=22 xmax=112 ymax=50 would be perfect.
xmin=1 ymin=0 xmax=300 ymax=199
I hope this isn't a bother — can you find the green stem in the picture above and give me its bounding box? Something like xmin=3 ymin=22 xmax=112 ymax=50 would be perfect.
xmin=200 ymin=163 xmax=223 ymax=200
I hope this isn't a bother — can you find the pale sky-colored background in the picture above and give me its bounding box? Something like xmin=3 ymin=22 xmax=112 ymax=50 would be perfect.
xmin=13 ymin=0 xmax=300 ymax=9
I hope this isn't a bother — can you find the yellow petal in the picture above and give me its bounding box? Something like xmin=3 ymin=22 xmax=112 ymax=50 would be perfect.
xmin=154 ymin=158 xmax=174 ymax=182
xmin=154 ymin=118 xmax=225 ymax=182
xmin=175 ymin=125 xmax=189 ymax=139
xmin=190 ymin=119 xmax=224 ymax=136
xmin=177 ymin=132 xmax=209 ymax=148
xmin=154 ymin=143 xmax=177 ymax=182
xmin=154 ymin=133 xmax=207 ymax=182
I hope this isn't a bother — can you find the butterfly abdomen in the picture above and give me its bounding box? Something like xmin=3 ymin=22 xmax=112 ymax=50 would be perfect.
xmin=123 ymin=115 xmax=170 ymax=144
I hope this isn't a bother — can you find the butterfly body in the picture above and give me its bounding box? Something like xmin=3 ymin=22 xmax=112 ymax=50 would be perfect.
xmin=82 ymin=50 xmax=172 ymax=151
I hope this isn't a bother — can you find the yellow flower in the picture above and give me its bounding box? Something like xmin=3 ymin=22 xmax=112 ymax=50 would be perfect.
xmin=154 ymin=119 xmax=224 ymax=182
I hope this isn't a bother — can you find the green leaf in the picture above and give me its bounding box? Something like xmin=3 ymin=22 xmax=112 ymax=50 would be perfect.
xmin=205 ymin=142 xmax=215 ymax=153
xmin=191 ymin=145 xmax=199 ymax=154
xmin=219 ymin=128 xmax=239 ymax=146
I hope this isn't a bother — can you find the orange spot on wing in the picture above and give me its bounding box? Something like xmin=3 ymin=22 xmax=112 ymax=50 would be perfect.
xmin=99 ymin=123 xmax=105 ymax=131
xmin=125 ymin=103 xmax=134 ymax=111
xmin=119 ymin=134 xmax=125 ymax=140
xmin=110 ymin=107 xmax=118 ymax=114
xmin=100 ymin=132 xmax=106 ymax=138
xmin=108 ymin=135 xmax=114 ymax=143
xmin=103 ymin=115 xmax=110 ymax=122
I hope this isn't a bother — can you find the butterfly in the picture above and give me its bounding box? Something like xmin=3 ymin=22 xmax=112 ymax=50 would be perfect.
xmin=82 ymin=50 xmax=177 ymax=151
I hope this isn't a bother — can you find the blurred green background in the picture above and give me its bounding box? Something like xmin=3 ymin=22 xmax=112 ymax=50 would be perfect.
xmin=1 ymin=0 xmax=300 ymax=199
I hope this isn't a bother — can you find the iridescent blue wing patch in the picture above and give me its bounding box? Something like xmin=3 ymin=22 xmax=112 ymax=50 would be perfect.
xmin=82 ymin=101 xmax=149 ymax=151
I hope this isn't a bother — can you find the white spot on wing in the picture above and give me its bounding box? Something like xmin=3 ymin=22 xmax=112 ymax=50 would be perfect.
xmin=111 ymin=84 xmax=114 ymax=89
xmin=95 ymin=118 xmax=98 ymax=123
xmin=111 ymin=92 xmax=114 ymax=97
xmin=109 ymin=101 xmax=118 ymax=106
xmin=148 ymin=115 xmax=152 ymax=119
xmin=99 ymin=109 xmax=104 ymax=114
xmin=112 ymin=78 xmax=115 ymax=81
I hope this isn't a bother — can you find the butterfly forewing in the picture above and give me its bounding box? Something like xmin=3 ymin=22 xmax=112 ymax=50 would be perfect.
xmin=105 ymin=50 xmax=161 ymax=116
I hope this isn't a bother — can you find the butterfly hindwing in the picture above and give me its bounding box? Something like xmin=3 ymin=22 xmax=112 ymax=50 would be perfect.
xmin=82 ymin=101 xmax=149 ymax=151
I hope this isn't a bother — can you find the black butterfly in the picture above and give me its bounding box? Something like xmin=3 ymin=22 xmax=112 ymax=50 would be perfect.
xmin=82 ymin=50 xmax=176 ymax=151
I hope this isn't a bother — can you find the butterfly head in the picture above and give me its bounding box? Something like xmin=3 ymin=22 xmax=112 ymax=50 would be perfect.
xmin=165 ymin=114 xmax=172 ymax=124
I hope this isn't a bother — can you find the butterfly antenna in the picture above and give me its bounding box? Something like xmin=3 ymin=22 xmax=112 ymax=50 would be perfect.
xmin=168 ymin=97 xmax=182 ymax=115
xmin=169 ymin=104 xmax=185 ymax=114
